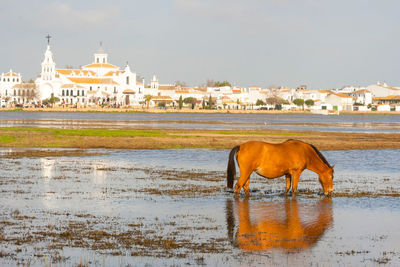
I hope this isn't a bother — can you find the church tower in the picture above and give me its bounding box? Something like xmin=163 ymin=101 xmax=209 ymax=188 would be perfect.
xmin=40 ymin=35 xmax=56 ymax=81
xmin=94 ymin=43 xmax=108 ymax=64
xmin=151 ymin=75 xmax=159 ymax=89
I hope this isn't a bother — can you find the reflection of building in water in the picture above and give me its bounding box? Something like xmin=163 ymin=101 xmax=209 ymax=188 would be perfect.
xmin=92 ymin=162 xmax=108 ymax=184
xmin=41 ymin=158 xmax=55 ymax=179
xmin=40 ymin=158 xmax=57 ymax=208
xmin=226 ymin=198 xmax=333 ymax=252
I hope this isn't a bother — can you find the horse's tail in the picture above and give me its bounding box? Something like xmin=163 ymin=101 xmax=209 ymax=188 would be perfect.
xmin=227 ymin=145 xmax=240 ymax=188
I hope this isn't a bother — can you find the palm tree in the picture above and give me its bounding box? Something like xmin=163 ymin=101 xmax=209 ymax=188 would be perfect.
xmin=145 ymin=94 xmax=152 ymax=109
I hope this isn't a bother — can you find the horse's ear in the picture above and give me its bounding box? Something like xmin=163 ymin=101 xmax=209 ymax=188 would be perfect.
xmin=331 ymin=165 xmax=335 ymax=169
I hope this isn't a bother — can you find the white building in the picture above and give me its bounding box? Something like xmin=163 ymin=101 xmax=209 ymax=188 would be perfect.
xmin=35 ymin=42 xmax=143 ymax=107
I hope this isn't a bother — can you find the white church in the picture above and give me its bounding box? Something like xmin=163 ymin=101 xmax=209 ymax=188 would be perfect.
xmin=1 ymin=38 xmax=147 ymax=107
xmin=35 ymin=39 xmax=145 ymax=107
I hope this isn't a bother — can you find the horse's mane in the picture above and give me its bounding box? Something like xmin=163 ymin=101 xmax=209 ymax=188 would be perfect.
xmin=309 ymin=143 xmax=331 ymax=168
xmin=287 ymin=139 xmax=331 ymax=168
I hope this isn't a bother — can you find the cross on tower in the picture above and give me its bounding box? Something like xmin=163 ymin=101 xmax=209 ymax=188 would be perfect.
xmin=45 ymin=34 xmax=52 ymax=45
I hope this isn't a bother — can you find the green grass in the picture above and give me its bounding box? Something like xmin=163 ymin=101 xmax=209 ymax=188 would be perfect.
xmin=0 ymin=135 xmax=17 ymax=143
xmin=0 ymin=127 xmax=184 ymax=138
xmin=212 ymin=130 xmax=306 ymax=136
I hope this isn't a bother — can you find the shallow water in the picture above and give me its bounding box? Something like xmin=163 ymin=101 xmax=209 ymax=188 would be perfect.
xmin=0 ymin=148 xmax=400 ymax=266
xmin=1 ymin=112 xmax=400 ymax=132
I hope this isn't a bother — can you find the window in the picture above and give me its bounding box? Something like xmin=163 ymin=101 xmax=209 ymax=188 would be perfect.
xmin=82 ymin=90 xmax=84 ymax=96
xmin=90 ymin=86 xmax=92 ymax=91
xmin=105 ymin=87 xmax=107 ymax=91
xmin=77 ymin=90 xmax=80 ymax=96
xmin=97 ymin=58 xmax=99 ymax=63
xmin=103 ymin=58 xmax=105 ymax=63
xmin=70 ymin=90 xmax=73 ymax=96
xmin=126 ymin=76 xmax=129 ymax=85
xmin=114 ymin=87 xmax=117 ymax=93
xmin=14 ymin=90 xmax=16 ymax=96
xmin=66 ymin=90 xmax=69 ymax=96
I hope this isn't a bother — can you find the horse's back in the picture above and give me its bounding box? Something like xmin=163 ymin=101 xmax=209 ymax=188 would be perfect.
xmin=237 ymin=140 xmax=310 ymax=171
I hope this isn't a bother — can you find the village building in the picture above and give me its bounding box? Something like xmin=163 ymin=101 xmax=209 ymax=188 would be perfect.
xmin=33 ymin=37 xmax=143 ymax=107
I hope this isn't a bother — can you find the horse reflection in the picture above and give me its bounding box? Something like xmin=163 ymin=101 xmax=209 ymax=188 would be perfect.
xmin=226 ymin=198 xmax=333 ymax=252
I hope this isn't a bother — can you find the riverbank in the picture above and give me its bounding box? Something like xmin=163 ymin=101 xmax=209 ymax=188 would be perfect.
xmin=1 ymin=127 xmax=399 ymax=151
xmin=2 ymin=107 xmax=400 ymax=115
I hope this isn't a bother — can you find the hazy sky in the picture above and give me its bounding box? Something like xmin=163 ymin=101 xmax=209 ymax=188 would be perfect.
xmin=1 ymin=0 xmax=399 ymax=88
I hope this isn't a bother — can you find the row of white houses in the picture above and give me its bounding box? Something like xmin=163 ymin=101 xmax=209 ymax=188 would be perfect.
xmin=1 ymin=43 xmax=400 ymax=111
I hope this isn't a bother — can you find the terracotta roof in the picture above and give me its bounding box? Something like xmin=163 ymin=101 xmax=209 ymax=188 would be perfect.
xmin=82 ymin=63 xmax=119 ymax=69
xmin=175 ymin=90 xmax=190 ymax=94
xmin=104 ymin=70 xmax=124 ymax=76
xmin=352 ymin=89 xmax=371 ymax=94
xmin=158 ymin=85 xmax=176 ymax=90
xmin=232 ymin=89 xmax=241 ymax=93
xmin=333 ymin=93 xmax=352 ymax=98
xmin=12 ymin=83 xmax=36 ymax=89
xmin=318 ymin=90 xmax=333 ymax=94
xmin=123 ymin=89 xmax=135 ymax=94
xmin=56 ymin=69 xmax=96 ymax=76
xmin=3 ymin=71 xmax=20 ymax=77
xmin=61 ymin=84 xmax=85 ymax=89
xmin=67 ymin=77 xmax=118 ymax=85
xmin=373 ymin=95 xmax=400 ymax=101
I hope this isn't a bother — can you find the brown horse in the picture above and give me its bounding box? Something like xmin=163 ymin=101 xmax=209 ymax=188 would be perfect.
xmin=227 ymin=140 xmax=334 ymax=196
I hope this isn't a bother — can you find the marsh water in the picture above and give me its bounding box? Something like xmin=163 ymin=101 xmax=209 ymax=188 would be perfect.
xmin=1 ymin=111 xmax=400 ymax=132
xmin=0 ymin=148 xmax=400 ymax=266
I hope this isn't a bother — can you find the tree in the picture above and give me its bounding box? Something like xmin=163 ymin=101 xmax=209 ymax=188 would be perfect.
xmin=145 ymin=95 xmax=152 ymax=109
xmin=206 ymin=79 xmax=216 ymax=87
xmin=183 ymin=97 xmax=194 ymax=105
xmin=305 ymin=99 xmax=315 ymax=107
xmin=178 ymin=95 xmax=183 ymax=109
xmin=208 ymin=95 xmax=213 ymax=109
xmin=265 ymin=96 xmax=284 ymax=106
xmin=256 ymin=99 xmax=265 ymax=106
xmin=158 ymin=101 xmax=166 ymax=108
xmin=214 ymin=81 xmax=231 ymax=87
xmin=174 ymin=81 xmax=187 ymax=88
xmin=42 ymin=96 xmax=60 ymax=107
xmin=202 ymin=99 xmax=206 ymax=109
xmin=293 ymin=99 xmax=305 ymax=110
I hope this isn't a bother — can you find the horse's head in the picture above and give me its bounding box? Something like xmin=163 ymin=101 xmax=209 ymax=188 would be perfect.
xmin=319 ymin=165 xmax=334 ymax=196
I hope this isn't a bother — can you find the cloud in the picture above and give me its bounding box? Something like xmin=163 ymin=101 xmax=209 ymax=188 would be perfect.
xmin=35 ymin=2 xmax=121 ymax=31
xmin=172 ymin=0 xmax=307 ymax=36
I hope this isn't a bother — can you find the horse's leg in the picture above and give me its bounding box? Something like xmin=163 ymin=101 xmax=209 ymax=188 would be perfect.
xmin=291 ymin=170 xmax=302 ymax=196
xmin=284 ymin=174 xmax=292 ymax=195
xmin=234 ymin=168 xmax=253 ymax=197
xmin=243 ymin=178 xmax=251 ymax=197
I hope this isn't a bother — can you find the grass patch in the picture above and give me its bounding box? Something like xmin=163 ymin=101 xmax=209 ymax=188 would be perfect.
xmin=212 ymin=130 xmax=306 ymax=136
xmin=0 ymin=135 xmax=17 ymax=143
xmin=0 ymin=127 xmax=180 ymax=138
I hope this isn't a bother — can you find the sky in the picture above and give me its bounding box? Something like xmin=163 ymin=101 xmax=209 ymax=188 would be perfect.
xmin=1 ymin=0 xmax=399 ymax=89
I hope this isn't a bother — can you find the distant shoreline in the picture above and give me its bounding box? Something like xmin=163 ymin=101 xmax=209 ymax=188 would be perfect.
xmin=1 ymin=107 xmax=400 ymax=115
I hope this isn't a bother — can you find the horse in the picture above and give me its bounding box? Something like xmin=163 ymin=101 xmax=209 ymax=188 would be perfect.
xmin=226 ymin=140 xmax=334 ymax=196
